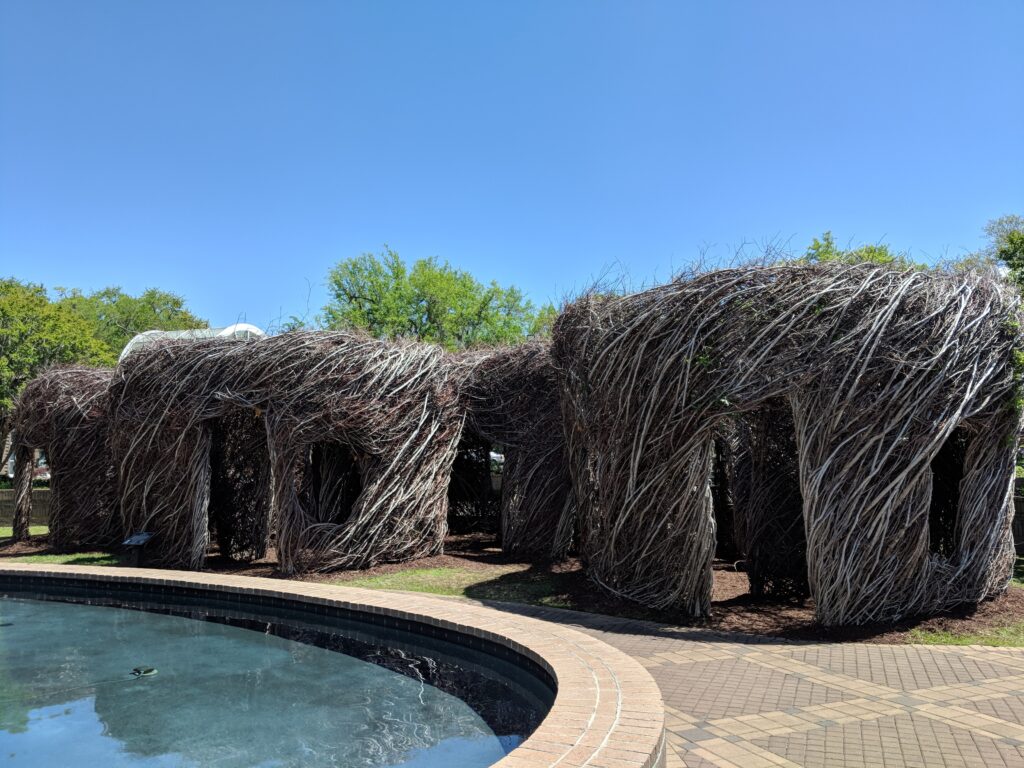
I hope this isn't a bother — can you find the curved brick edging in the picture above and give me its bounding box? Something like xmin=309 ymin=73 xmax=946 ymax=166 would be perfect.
xmin=0 ymin=564 xmax=665 ymax=768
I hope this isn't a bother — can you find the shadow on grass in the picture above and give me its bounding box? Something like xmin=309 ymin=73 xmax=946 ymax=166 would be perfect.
xmin=0 ymin=535 xmax=125 ymax=567
xmin=459 ymin=558 xmax=1023 ymax=646
xmin=462 ymin=562 xmax=584 ymax=610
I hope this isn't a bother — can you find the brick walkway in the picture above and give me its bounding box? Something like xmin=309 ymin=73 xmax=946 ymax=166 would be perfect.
xmin=497 ymin=604 xmax=1024 ymax=768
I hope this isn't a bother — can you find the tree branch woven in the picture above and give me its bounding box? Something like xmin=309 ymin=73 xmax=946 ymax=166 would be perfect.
xmin=553 ymin=263 xmax=1022 ymax=624
xmin=108 ymin=331 xmax=463 ymax=572
xmin=9 ymin=367 xmax=118 ymax=549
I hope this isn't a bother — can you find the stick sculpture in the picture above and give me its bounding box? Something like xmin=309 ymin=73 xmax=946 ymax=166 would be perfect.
xmin=109 ymin=331 xmax=463 ymax=572
xmin=554 ymin=263 xmax=1022 ymax=624
xmin=9 ymin=367 xmax=118 ymax=549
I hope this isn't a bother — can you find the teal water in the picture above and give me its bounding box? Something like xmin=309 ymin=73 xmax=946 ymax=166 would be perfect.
xmin=0 ymin=597 xmax=514 ymax=767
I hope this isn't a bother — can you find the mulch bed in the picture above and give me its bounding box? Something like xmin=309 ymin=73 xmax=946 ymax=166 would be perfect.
xmin=3 ymin=532 xmax=1022 ymax=644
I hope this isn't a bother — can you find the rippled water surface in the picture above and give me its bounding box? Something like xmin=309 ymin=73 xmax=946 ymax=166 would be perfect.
xmin=0 ymin=597 xmax=521 ymax=767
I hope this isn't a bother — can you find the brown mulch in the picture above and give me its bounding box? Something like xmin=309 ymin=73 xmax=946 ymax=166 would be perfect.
xmin=3 ymin=532 xmax=1022 ymax=644
xmin=0 ymin=538 xmax=52 ymax=556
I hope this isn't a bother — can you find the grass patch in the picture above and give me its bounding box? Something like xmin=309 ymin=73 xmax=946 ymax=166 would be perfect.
xmin=905 ymin=557 xmax=1024 ymax=646
xmin=0 ymin=526 xmax=49 ymax=539
xmin=909 ymin=623 xmax=1024 ymax=647
xmin=341 ymin=565 xmax=577 ymax=609
xmin=5 ymin=552 xmax=123 ymax=566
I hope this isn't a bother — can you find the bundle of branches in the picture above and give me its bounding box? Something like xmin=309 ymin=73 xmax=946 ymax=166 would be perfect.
xmin=455 ymin=342 xmax=575 ymax=558
xmin=554 ymin=263 xmax=1022 ymax=624
xmin=109 ymin=331 xmax=462 ymax=573
xmin=790 ymin=270 xmax=1021 ymax=625
xmin=9 ymin=366 xmax=118 ymax=549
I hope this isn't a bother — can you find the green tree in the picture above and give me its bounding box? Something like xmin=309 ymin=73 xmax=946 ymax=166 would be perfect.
xmin=803 ymin=231 xmax=914 ymax=267
xmin=54 ymin=286 xmax=207 ymax=362
xmin=998 ymin=230 xmax=1024 ymax=285
xmin=0 ymin=278 xmax=109 ymax=416
xmin=529 ymin=303 xmax=560 ymax=338
xmin=969 ymin=215 xmax=1024 ymax=290
xmin=323 ymin=248 xmax=553 ymax=349
xmin=983 ymin=215 xmax=1024 ymax=260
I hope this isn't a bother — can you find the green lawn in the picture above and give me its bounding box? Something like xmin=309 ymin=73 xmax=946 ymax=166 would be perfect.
xmin=0 ymin=525 xmax=122 ymax=565
xmin=0 ymin=526 xmax=49 ymax=539
xmin=341 ymin=565 xmax=577 ymax=610
xmin=4 ymin=552 xmax=123 ymax=566
xmin=909 ymin=624 xmax=1024 ymax=646
xmin=906 ymin=556 xmax=1024 ymax=646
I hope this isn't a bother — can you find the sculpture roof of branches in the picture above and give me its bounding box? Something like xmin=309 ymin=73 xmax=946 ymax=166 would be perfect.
xmin=554 ymin=262 xmax=1022 ymax=623
xmin=11 ymin=366 xmax=112 ymax=449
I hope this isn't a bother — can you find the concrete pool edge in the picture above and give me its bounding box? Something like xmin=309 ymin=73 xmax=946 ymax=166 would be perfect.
xmin=0 ymin=564 xmax=666 ymax=768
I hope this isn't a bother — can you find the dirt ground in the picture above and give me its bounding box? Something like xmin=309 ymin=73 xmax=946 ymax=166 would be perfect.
xmin=4 ymin=531 xmax=1023 ymax=644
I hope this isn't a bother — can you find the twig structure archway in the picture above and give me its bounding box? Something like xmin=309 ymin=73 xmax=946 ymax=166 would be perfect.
xmin=108 ymin=331 xmax=463 ymax=572
xmin=553 ymin=263 xmax=1022 ymax=625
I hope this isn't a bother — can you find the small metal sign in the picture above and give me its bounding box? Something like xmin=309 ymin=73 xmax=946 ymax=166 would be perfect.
xmin=122 ymin=532 xmax=155 ymax=547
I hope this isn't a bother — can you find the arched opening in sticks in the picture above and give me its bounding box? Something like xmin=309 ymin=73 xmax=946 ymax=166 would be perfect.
xmin=928 ymin=425 xmax=969 ymax=558
xmin=711 ymin=434 xmax=739 ymax=561
xmin=454 ymin=343 xmax=575 ymax=559
xmin=296 ymin=442 xmax=363 ymax=528
xmin=207 ymin=407 xmax=273 ymax=562
xmin=734 ymin=401 xmax=808 ymax=599
xmin=446 ymin=432 xmax=499 ymax=536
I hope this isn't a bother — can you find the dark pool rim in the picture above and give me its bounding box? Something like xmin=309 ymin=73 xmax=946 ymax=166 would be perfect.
xmin=0 ymin=564 xmax=667 ymax=768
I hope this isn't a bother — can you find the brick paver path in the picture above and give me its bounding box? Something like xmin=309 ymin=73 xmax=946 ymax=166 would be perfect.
xmin=494 ymin=604 xmax=1024 ymax=768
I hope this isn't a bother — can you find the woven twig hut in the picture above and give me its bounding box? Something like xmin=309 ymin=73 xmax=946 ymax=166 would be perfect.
xmin=554 ymin=263 xmax=1022 ymax=625
xmin=8 ymin=366 xmax=118 ymax=549
xmin=455 ymin=343 xmax=574 ymax=558
xmin=109 ymin=331 xmax=462 ymax=572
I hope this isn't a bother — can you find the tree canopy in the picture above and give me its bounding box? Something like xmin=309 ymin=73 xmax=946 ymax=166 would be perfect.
xmin=0 ymin=280 xmax=207 ymax=433
xmin=0 ymin=279 xmax=109 ymax=416
xmin=54 ymin=286 xmax=207 ymax=363
xmin=802 ymin=231 xmax=915 ymax=268
xmin=322 ymin=248 xmax=555 ymax=349
xmin=982 ymin=215 xmax=1024 ymax=288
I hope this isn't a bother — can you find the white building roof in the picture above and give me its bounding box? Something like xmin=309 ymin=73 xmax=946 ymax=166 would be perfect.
xmin=118 ymin=323 xmax=266 ymax=362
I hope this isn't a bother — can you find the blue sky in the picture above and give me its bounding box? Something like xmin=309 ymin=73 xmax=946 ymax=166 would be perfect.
xmin=1 ymin=1 xmax=1021 ymax=328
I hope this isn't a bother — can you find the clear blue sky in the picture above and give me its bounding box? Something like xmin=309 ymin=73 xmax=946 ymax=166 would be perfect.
xmin=1 ymin=1 xmax=1021 ymax=328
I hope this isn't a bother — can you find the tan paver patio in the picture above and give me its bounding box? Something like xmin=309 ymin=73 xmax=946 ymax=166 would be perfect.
xmin=501 ymin=605 xmax=1024 ymax=768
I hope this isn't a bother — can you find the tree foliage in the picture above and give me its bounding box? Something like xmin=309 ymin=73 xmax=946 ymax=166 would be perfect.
xmin=983 ymin=215 xmax=1024 ymax=259
xmin=803 ymin=231 xmax=915 ymax=268
xmin=978 ymin=214 xmax=1024 ymax=290
xmin=0 ymin=279 xmax=109 ymax=415
xmin=0 ymin=280 xmax=207 ymax=434
xmin=323 ymin=248 xmax=554 ymax=349
xmin=55 ymin=286 xmax=207 ymax=362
